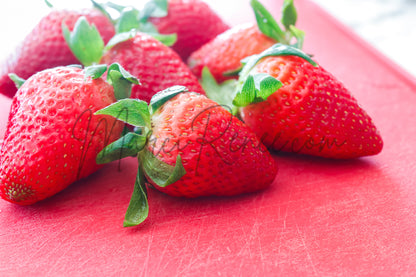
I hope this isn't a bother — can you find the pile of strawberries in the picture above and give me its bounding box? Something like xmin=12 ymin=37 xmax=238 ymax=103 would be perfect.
xmin=0 ymin=0 xmax=383 ymax=227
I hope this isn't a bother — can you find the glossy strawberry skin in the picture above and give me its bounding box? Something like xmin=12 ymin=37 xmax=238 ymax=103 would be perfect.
xmin=0 ymin=67 xmax=124 ymax=205
xmin=188 ymin=24 xmax=276 ymax=82
xmin=100 ymin=33 xmax=204 ymax=103
xmin=150 ymin=0 xmax=229 ymax=61
xmin=0 ymin=9 xmax=115 ymax=98
xmin=147 ymin=92 xmax=277 ymax=197
xmin=239 ymin=56 xmax=383 ymax=158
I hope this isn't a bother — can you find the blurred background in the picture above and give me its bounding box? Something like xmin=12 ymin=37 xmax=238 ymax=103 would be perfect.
xmin=0 ymin=0 xmax=415 ymax=77
xmin=312 ymin=0 xmax=416 ymax=77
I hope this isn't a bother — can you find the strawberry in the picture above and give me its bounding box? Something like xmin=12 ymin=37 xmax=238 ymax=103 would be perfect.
xmin=206 ymin=44 xmax=383 ymax=158
xmin=63 ymin=16 xmax=204 ymax=103
xmin=148 ymin=0 xmax=230 ymax=60
xmin=0 ymin=7 xmax=115 ymax=98
xmin=189 ymin=23 xmax=275 ymax=83
xmin=100 ymin=32 xmax=205 ymax=103
xmin=95 ymin=86 xmax=277 ymax=226
xmin=95 ymin=0 xmax=229 ymax=61
xmin=0 ymin=64 xmax=138 ymax=205
xmin=188 ymin=0 xmax=303 ymax=83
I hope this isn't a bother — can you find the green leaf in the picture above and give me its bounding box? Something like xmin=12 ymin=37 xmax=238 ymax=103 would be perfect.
xmin=123 ymin=166 xmax=149 ymax=227
xmin=100 ymin=2 xmax=176 ymax=47
xmin=201 ymin=67 xmax=238 ymax=110
xmin=8 ymin=73 xmax=26 ymax=89
xmin=138 ymin=21 xmax=158 ymax=33
xmin=67 ymin=64 xmax=83 ymax=69
xmin=62 ymin=16 xmax=104 ymax=66
xmin=289 ymin=25 xmax=305 ymax=49
xmin=107 ymin=63 xmax=140 ymax=100
xmin=116 ymin=7 xmax=140 ymax=33
xmin=233 ymin=44 xmax=314 ymax=107
xmin=222 ymin=67 xmax=243 ymax=77
xmin=96 ymin=132 xmax=147 ymax=164
xmin=136 ymin=21 xmax=177 ymax=46
xmin=91 ymin=0 xmax=114 ymax=24
xmin=253 ymin=73 xmax=282 ymax=100
xmin=146 ymin=32 xmax=177 ymax=46
xmin=108 ymin=70 xmax=130 ymax=99
xmin=139 ymin=0 xmax=168 ymax=22
xmin=149 ymin=86 xmax=188 ymax=114
xmin=108 ymin=63 xmax=139 ymax=83
xmin=233 ymin=75 xmax=256 ymax=107
xmin=240 ymin=43 xmax=317 ymax=79
xmin=233 ymin=73 xmax=281 ymax=107
xmin=44 ymin=0 xmax=53 ymax=8
xmin=105 ymin=29 xmax=137 ymax=52
xmin=281 ymin=0 xmax=297 ymax=30
xmin=250 ymin=0 xmax=285 ymax=42
xmin=84 ymin=64 xmax=107 ymax=79
xmin=141 ymin=149 xmax=186 ymax=188
xmin=95 ymin=98 xmax=151 ymax=128
xmin=250 ymin=0 xmax=304 ymax=48
xmin=103 ymin=2 xmax=126 ymax=13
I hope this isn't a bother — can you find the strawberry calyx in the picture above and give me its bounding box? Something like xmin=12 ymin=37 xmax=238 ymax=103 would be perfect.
xmin=94 ymin=86 xmax=188 ymax=227
xmin=91 ymin=0 xmax=177 ymax=46
xmin=239 ymin=43 xmax=317 ymax=80
xmin=222 ymin=0 xmax=304 ymax=78
xmin=139 ymin=0 xmax=168 ymax=21
xmin=201 ymin=67 xmax=281 ymax=111
xmin=84 ymin=63 xmax=140 ymax=100
xmin=251 ymin=0 xmax=304 ymax=49
xmin=202 ymin=44 xmax=316 ymax=111
xmin=123 ymin=165 xmax=149 ymax=227
xmin=106 ymin=63 xmax=141 ymax=99
xmin=63 ymin=16 xmax=105 ymax=66
xmin=8 ymin=62 xmax=139 ymax=101
xmin=149 ymin=85 xmax=189 ymax=112
xmin=8 ymin=73 xmax=26 ymax=89
xmin=44 ymin=0 xmax=53 ymax=8
xmin=63 ymin=14 xmax=172 ymax=70
xmin=63 ymin=13 xmax=175 ymax=68
xmin=201 ymin=67 xmax=239 ymax=113
xmin=233 ymin=73 xmax=282 ymax=107
xmin=234 ymin=44 xmax=317 ymax=107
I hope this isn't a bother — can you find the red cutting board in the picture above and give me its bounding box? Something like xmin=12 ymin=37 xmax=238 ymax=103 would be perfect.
xmin=1 ymin=0 xmax=416 ymax=276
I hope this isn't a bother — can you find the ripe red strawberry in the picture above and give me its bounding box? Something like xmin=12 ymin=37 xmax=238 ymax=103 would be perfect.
xmin=148 ymin=0 xmax=230 ymax=60
xmin=0 ymin=8 xmax=115 ymax=98
xmin=0 ymin=64 xmax=137 ymax=205
xmin=209 ymin=44 xmax=383 ymax=158
xmin=100 ymin=32 xmax=205 ymax=103
xmin=147 ymin=89 xmax=277 ymax=197
xmin=93 ymin=0 xmax=228 ymax=60
xmin=188 ymin=0 xmax=302 ymax=82
xmin=95 ymin=86 xmax=277 ymax=226
xmin=63 ymin=17 xmax=204 ymax=103
xmin=189 ymin=23 xmax=276 ymax=83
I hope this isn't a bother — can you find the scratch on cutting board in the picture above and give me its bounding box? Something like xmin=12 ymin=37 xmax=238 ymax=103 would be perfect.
xmin=254 ymin=215 xmax=266 ymax=273
xmin=201 ymin=246 xmax=217 ymax=277
xmin=155 ymin=223 xmax=179 ymax=273
xmin=179 ymin=244 xmax=216 ymax=277
xmin=175 ymin=224 xmax=207 ymax=276
xmin=141 ymin=226 xmax=155 ymax=277
xmin=43 ymin=223 xmax=91 ymax=276
xmin=235 ymin=217 xmax=266 ymax=275
xmin=277 ymin=205 xmax=286 ymax=257
xmin=277 ymin=186 xmax=292 ymax=256
xmin=296 ymin=222 xmax=319 ymax=276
